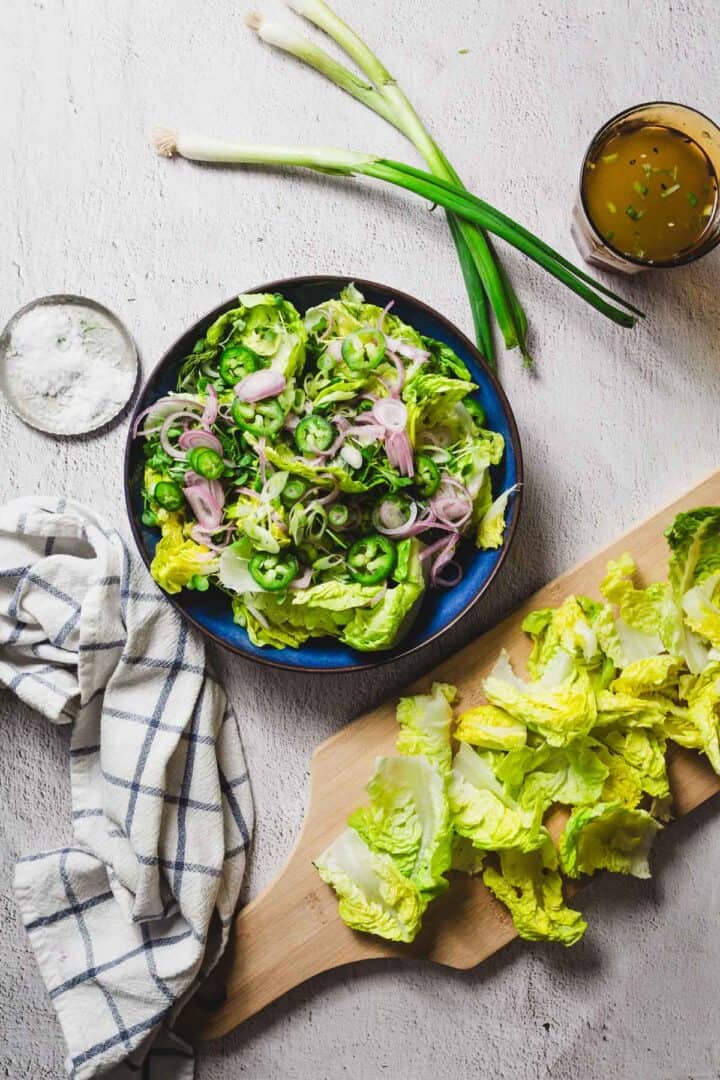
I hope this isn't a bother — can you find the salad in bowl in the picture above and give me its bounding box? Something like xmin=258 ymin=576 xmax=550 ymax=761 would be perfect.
xmin=132 ymin=283 xmax=518 ymax=655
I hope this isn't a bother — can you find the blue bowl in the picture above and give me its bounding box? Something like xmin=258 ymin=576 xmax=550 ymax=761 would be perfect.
xmin=124 ymin=276 xmax=523 ymax=672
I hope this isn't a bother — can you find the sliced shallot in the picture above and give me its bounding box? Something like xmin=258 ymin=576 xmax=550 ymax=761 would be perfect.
xmin=235 ymin=368 xmax=286 ymax=402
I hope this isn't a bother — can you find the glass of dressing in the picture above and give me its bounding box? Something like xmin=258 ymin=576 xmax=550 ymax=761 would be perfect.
xmin=572 ymin=102 xmax=720 ymax=274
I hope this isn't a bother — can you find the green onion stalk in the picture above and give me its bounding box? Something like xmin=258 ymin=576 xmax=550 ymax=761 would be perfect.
xmin=246 ymin=1 xmax=524 ymax=366
xmin=153 ymin=130 xmax=641 ymax=329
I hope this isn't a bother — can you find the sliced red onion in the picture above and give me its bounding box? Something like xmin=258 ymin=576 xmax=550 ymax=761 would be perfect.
xmin=386 ymin=431 xmax=414 ymax=477
xmin=385 ymin=337 xmax=430 ymax=363
xmin=284 ymin=412 xmax=301 ymax=432
xmin=183 ymin=479 xmax=225 ymax=528
xmin=315 ymin=484 xmax=339 ymax=506
xmin=236 ymin=486 xmax=259 ymax=500
xmin=376 ymin=500 xmax=419 ymax=537
xmin=326 ymin=340 xmax=344 ymax=361
xmin=235 ymin=369 xmax=286 ymax=402
xmin=373 ymin=398 xmax=408 ymax=434
xmin=178 ymin=428 xmax=223 ymax=454
xmin=430 ymin=534 xmax=460 ymax=587
xmin=290 ymin=566 xmax=313 ymax=590
xmin=439 ymin=474 xmax=472 ymax=497
xmin=159 ymin=410 xmax=204 ymax=459
xmin=315 ymin=424 xmax=385 ymax=460
xmin=201 ymin=384 xmax=218 ymax=427
xmin=434 ymin=559 xmax=463 ymax=588
xmin=431 ymin=493 xmax=473 ymax=528
xmin=190 ymin=525 xmax=233 ymax=552
xmin=133 ymin=396 xmax=204 ymax=438
xmin=377 ymin=300 xmax=395 ymax=330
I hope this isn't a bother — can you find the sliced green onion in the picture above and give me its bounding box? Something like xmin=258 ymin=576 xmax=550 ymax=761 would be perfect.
xmin=660 ymin=183 xmax=680 ymax=199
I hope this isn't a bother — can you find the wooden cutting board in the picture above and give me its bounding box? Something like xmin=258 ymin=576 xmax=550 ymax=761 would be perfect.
xmin=190 ymin=470 xmax=720 ymax=1041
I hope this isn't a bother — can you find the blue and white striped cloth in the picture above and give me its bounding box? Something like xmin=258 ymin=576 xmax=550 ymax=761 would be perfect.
xmin=0 ymin=496 xmax=254 ymax=1079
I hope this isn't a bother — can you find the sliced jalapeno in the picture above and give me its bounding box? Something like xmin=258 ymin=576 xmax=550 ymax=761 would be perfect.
xmin=281 ymin=476 xmax=308 ymax=506
xmin=249 ymin=551 xmax=299 ymax=591
xmin=153 ymin=481 xmax=185 ymax=511
xmin=232 ymin=397 xmax=286 ymax=437
xmin=347 ymin=534 xmax=397 ymax=585
xmin=187 ymin=447 xmax=225 ymax=480
xmin=328 ymin=503 xmax=349 ymax=529
xmin=220 ymin=345 xmax=260 ymax=386
xmin=295 ymin=414 xmax=336 ymax=454
xmin=341 ymin=328 xmax=386 ymax=372
xmin=414 ymin=454 xmax=441 ymax=498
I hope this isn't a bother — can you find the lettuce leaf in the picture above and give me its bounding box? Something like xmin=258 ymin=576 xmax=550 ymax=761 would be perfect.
xmin=667 ymin=509 xmax=720 ymax=652
xmin=482 ymin=842 xmax=587 ymax=946
xmin=454 ymin=703 xmax=527 ymax=750
xmin=483 ymin=650 xmax=597 ymax=747
xmin=611 ymin=655 xmax=683 ymax=697
xmin=496 ymin=740 xmax=609 ymax=813
xmin=348 ymin=755 xmax=452 ymax=899
xmin=476 ymin=484 xmax=518 ymax=550
xmin=149 ymin=512 xmax=218 ymax=595
xmin=683 ymin=661 xmax=720 ymax=772
xmin=396 ymin=681 xmax=456 ymax=774
xmin=522 ymin=595 xmax=613 ymax=689
xmin=449 ymin=743 xmax=547 ymax=852
xmin=206 ymin=293 xmax=307 ymax=379
xmin=559 ymin=803 xmax=660 ymax=879
xmin=340 ymin=540 xmax=425 ymax=651
xmin=596 ymin=726 xmax=669 ymax=800
xmin=263 ymin=441 xmax=369 ymax=494
xmin=314 ymin=828 xmax=424 ymax=943
xmin=450 ymin=834 xmax=486 ymax=874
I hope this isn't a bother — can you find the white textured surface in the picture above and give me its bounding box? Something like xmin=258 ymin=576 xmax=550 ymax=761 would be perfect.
xmin=2 ymin=1 xmax=720 ymax=1077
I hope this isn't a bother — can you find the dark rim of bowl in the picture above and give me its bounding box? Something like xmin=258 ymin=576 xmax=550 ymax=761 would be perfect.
xmin=124 ymin=274 xmax=524 ymax=673
xmin=578 ymin=100 xmax=720 ymax=269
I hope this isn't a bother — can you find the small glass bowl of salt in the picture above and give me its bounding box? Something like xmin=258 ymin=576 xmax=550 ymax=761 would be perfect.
xmin=0 ymin=295 xmax=138 ymax=435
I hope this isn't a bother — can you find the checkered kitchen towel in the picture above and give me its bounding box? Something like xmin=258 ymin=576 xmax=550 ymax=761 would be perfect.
xmin=0 ymin=496 xmax=254 ymax=1079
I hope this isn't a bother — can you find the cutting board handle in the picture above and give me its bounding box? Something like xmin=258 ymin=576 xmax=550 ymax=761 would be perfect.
xmin=190 ymin=732 xmax=400 ymax=1039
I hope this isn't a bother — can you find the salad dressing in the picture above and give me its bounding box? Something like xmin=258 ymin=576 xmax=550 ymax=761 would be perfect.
xmin=582 ymin=122 xmax=718 ymax=263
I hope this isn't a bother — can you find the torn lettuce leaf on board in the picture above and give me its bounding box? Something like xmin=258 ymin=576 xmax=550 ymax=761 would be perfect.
xmin=483 ymin=842 xmax=587 ymax=946
xmin=314 ymin=828 xmax=424 ymax=944
xmin=316 ymin=506 xmax=720 ymax=948
xmin=348 ymin=755 xmax=452 ymax=900
xmin=559 ymin=803 xmax=661 ymax=879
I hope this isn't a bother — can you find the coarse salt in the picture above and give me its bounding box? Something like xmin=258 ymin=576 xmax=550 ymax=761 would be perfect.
xmin=3 ymin=301 xmax=136 ymax=434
